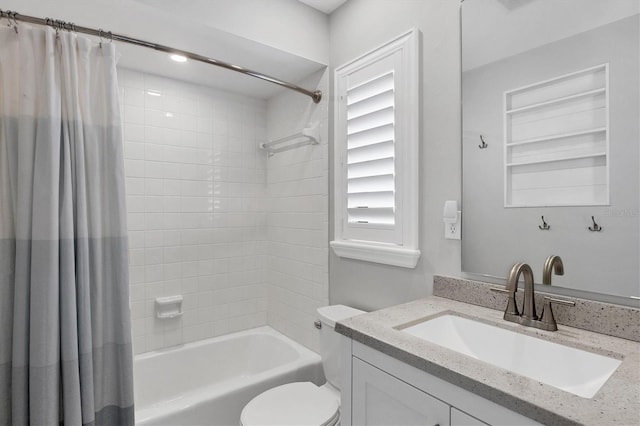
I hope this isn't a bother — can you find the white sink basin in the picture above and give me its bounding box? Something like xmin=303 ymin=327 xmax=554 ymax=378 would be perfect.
xmin=401 ymin=314 xmax=622 ymax=398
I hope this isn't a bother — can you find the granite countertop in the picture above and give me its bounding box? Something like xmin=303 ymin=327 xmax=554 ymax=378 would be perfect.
xmin=336 ymin=296 xmax=640 ymax=426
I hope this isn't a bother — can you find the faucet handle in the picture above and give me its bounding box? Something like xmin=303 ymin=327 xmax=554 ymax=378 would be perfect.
xmin=539 ymin=297 xmax=575 ymax=331
xmin=490 ymin=286 xmax=520 ymax=318
xmin=544 ymin=296 xmax=575 ymax=307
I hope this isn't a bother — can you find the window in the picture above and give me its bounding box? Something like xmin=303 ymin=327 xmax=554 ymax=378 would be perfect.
xmin=331 ymin=29 xmax=420 ymax=268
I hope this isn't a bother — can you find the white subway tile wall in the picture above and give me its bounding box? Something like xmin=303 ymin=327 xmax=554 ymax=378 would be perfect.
xmin=265 ymin=70 xmax=329 ymax=353
xmin=119 ymin=68 xmax=269 ymax=354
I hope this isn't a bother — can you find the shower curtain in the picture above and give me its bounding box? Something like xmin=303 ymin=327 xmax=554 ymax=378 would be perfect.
xmin=0 ymin=24 xmax=134 ymax=425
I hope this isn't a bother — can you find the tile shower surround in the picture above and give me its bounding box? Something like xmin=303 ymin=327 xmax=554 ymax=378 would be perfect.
xmin=265 ymin=70 xmax=330 ymax=353
xmin=119 ymin=68 xmax=329 ymax=354
xmin=120 ymin=68 xmax=269 ymax=354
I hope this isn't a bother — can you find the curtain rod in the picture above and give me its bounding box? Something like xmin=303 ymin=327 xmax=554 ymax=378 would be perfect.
xmin=0 ymin=9 xmax=323 ymax=104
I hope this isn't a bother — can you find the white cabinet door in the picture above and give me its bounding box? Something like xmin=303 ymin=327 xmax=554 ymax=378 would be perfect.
xmin=352 ymin=357 xmax=449 ymax=426
xmin=451 ymin=408 xmax=488 ymax=426
xmin=351 ymin=341 xmax=542 ymax=426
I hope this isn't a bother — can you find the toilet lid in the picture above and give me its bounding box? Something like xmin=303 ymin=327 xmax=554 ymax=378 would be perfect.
xmin=241 ymin=382 xmax=340 ymax=426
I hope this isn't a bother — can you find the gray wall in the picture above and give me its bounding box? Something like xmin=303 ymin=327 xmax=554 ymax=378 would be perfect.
xmin=328 ymin=0 xmax=462 ymax=311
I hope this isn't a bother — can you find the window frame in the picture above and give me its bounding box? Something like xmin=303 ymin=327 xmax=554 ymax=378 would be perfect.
xmin=331 ymin=28 xmax=420 ymax=268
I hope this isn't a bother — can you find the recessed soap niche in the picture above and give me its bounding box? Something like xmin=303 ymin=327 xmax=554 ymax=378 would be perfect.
xmin=504 ymin=64 xmax=609 ymax=207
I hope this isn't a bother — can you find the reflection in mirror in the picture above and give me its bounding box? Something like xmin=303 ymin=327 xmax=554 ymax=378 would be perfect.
xmin=461 ymin=0 xmax=639 ymax=305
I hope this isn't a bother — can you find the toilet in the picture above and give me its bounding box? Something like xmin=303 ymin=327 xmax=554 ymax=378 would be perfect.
xmin=240 ymin=305 xmax=365 ymax=426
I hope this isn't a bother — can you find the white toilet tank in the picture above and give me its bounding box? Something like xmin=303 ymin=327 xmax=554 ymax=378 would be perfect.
xmin=317 ymin=305 xmax=365 ymax=390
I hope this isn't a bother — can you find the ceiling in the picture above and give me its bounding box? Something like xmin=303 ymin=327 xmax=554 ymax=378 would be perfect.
xmin=297 ymin=0 xmax=348 ymax=14
xmin=118 ymin=0 xmax=326 ymax=100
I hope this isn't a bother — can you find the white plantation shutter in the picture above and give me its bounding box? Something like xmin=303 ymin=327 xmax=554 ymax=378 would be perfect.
xmin=347 ymin=71 xmax=396 ymax=226
xmin=332 ymin=29 xmax=420 ymax=268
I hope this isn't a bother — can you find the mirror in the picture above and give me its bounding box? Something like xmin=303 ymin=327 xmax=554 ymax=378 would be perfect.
xmin=461 ymin=0 xmax=639 ymax=305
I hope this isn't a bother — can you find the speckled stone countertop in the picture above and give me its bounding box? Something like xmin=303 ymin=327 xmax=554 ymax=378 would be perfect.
xmin=336 ymin=297 xmax=640 ymax=426
xmin=433 ymin=275 xmax=640 ymax=342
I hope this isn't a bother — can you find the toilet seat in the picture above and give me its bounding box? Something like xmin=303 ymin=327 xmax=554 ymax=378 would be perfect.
xmin=240 ymin=382 xmax=340 ymax=426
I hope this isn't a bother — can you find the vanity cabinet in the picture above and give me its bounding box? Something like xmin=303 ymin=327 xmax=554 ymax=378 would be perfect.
xmin=451 ymin=408 xmax=488 ymax=426
xmin=342 ymin=339 xmax=541 ymax=426
xmin=352 ymin=357 xmax=449 ymax=426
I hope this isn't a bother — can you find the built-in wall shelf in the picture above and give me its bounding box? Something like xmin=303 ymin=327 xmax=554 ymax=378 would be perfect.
xmin=504 ymin=64 xmax=609 ymax=207
xmin=505 ymin=88 xmax=606 ymax=115
xmin=507 ymin=128 xmax=607 ymax=147
xmin=506 ymin=152 xmax=606 ymax=168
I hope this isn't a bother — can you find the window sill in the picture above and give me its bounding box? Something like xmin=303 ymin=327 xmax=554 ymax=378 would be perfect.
xmin=330 ymin=240 xmax=420 ymax=268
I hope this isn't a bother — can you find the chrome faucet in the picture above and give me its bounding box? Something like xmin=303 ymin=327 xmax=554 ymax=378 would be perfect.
xmin=493 ymin=261 xmax=575 ymax=331
xmin=542 ymin=255 xmax=564 ymax=285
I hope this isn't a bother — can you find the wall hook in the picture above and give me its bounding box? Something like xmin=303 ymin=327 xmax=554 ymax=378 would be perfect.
xmin=479 ymin=135 xmax=488 ymax=149
xmin=538 ymin=216 xmax=550 ymax=230
xmin=588 ymin=216 xmax=602 ymax=232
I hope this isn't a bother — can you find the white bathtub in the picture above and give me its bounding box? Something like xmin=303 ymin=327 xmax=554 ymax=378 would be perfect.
xmin=134 ymin=326 xmax=323 ymax=426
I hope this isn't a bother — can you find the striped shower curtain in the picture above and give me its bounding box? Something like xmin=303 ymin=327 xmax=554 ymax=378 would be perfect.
xmin=0 ymin=24 xmax=134 ymax=425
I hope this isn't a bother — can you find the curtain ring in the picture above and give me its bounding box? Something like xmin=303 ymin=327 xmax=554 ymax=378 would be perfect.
xmin=4 ymin=11 xmax=11 ymax=29
xmin=10 ymin=11 xmax=18 ymax=34
xmin=107 ymin=31 xmax=113 ymax=43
